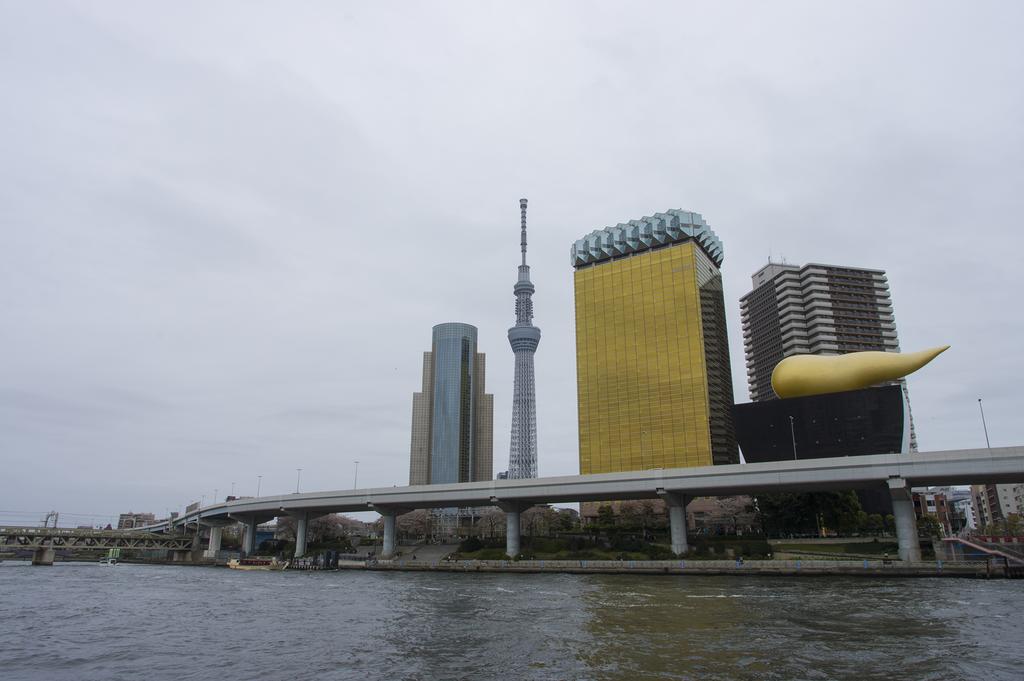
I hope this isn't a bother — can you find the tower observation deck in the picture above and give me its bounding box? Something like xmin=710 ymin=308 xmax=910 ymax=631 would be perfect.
xmin=507 ymin=198 xmax=540 ymax=479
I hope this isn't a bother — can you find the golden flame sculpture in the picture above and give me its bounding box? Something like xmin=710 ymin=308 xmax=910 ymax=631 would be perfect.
xmin=771 ymin=346 xmax=950 ymax=399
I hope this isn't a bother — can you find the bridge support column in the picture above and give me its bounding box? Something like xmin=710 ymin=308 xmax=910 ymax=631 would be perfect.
xmin=242 ymin=516 xmax=257 ymax=556
xmin=659 ymin=492 xmax=690 ymax=556
xmin=381 ymin=512 xmax=397 ymax=559
xmin=888 ymin=477 xmax=921 ymax=562
xmin=32 ymin=547 xmax=55 ymax=566
xmin=294 ymin=512 xmax=309 ymax=558
xmin=204 ymin=526 xmax=223 ymax=559
xmin=493 ymin=500 xmax=530 ymax=558
xmin=506 ymin=509 xmax=521 ymax=558
xmin=367 ymin=505 xmax=409 ymax=560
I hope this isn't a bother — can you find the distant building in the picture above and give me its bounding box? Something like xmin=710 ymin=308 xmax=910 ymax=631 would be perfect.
xmin=117 ymin=512 xmax=156 ymax=529
xmin=913 ymin=491 xmax=953 ymax=536
xmin=955 ymin=497 xmax=978 ymax=531
xmin=570 ymin=209 xmax=738 ymax=474
xmin=972 ymin=483 xmax=1023 ymax=528
xmin=409 ymin=322 xmax=494 ymax=485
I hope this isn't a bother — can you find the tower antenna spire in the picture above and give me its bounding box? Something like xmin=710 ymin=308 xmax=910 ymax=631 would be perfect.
xmin=520 ymin=198 xmax=528 ymax=266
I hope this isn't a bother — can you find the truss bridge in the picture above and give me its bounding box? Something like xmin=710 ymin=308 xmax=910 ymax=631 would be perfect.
xmin=0 ymin=526 xmax=195 ymax=565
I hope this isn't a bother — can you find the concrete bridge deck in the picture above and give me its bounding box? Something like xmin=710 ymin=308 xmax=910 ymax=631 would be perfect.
xmin=140 ymin=447 xmax=1022 ymax=564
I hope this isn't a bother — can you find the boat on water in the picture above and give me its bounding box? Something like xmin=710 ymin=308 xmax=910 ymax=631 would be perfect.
xmin=100 ymin=548 xmax=120 ymax=565
xmin=227 ymin=557 xmax=289 ymax=571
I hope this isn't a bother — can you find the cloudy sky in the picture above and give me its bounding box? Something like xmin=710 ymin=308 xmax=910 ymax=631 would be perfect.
xmin=2 ymin=2 xmax=1021 ymax=527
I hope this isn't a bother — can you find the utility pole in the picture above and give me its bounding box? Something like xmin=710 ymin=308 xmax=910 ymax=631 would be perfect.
xmin=353 ymin=461 xmax=359 ymax=489
xmin=256 ymin=475 xmax=262 ymax=497
xmin=978 ymin=398 xmax=991 ymax=449
xmin=789 ymin=415 xmax=798 ymax=460
xmin=295 ymin=468 xmax=302 ymax=494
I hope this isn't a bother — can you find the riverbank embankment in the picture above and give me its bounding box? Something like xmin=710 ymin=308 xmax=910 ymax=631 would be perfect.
xmin=354 ymin=557 xmax=1013 ymax=578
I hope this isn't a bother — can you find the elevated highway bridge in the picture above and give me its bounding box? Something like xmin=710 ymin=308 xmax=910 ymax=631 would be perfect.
xmin=140 ymin=446 xmax=1023 ymax=563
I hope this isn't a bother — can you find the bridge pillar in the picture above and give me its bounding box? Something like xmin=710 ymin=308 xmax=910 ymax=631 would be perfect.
xmin=204 ymin=526 xmax=223 ymax=559
xmin=659 ymin=491 xmax=690 ymax=556
xmin=381 ymin=512 xmax=397 ymax=559
xmin=492 ymin=501 xmax=530 ymax=558
xmin=506 ymin=508 xmax=521 ymax=558
xmin=294 ymin=512 xmax=309 ymax=558
xmin=32 ymin=547 xmax=55 ymax=566
xmin=888 ymin=477 xmax=921 ymax=562
xmin=242 ymin=516 xmax=257 ymax=556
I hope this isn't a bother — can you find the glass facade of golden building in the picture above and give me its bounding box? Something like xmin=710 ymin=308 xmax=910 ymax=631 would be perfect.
xmin=572 ymin=210 xmax=738 ymax=474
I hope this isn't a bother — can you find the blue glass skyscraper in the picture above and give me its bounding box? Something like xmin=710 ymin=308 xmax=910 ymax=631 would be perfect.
xmin=409 ymin=323 xmax=493 ymax=485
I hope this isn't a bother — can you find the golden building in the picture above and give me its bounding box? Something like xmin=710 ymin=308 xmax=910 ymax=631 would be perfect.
xmin=571 ymin=210 xmax=738 ymax=474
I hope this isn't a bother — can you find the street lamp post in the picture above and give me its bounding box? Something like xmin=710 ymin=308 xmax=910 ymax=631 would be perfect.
xmin=230 ymin=481 xmax=235 ymax=497
xmin=295 ymin=468 xmax=302 ymax=494
xmin=978 ymin=398 xmax=991 ymax=449
xmin=256 ymin=475 xmax=262 ymax=497
xmin=788 ymin=415 xmax=798 ymax=461
xmin=353 ymin=461 xmax=359 ymax=489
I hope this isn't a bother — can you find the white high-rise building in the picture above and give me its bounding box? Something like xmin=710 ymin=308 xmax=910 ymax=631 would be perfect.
xmin=739 ymin=261 xmax=918 ymax=450
xmin=507 ymin=199 xmax=540 ymax=479
xmin=740 ymin=262 xmax=899 ymax=401
xmin=971 ymin=483 xmax=1023 ymax=529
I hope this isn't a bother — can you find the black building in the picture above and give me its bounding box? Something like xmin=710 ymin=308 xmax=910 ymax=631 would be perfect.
xmin=733 ymin=385 xmax=907 ymax=514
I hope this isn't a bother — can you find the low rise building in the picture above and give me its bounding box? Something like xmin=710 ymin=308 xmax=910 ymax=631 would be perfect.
xmin=972 ymin=483 xmax=1023 ymax=529
xmin=117 ymin=512 xmax=156 ymax=529
xmin=912 ymin=492 xmax=952 ymax=536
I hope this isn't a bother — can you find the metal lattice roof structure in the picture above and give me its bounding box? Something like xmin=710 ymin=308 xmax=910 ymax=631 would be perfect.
xmin=570 ymin=209 xmax=724 ymax=269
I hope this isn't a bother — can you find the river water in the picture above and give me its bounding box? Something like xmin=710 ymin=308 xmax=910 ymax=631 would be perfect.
xmin=0 ymin=562 xmax=1020 ymax=681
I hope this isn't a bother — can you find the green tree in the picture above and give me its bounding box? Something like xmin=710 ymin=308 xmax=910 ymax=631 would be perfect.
xmin=553 ymin=509 xmax=578 ymax=533
xmin=596 ymin=504 xmax=616 ymax=530
xmin=756 ymin=491 xmax=864 ymax=536
xmin=917 ymin=514 xmax=942 ymax=538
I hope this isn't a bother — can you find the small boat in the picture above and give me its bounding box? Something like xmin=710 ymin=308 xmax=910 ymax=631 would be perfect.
xmin=227 ymin=557 xmax=289 ymax=571
xmin=99 ymin=557 xmax=117 ymax=566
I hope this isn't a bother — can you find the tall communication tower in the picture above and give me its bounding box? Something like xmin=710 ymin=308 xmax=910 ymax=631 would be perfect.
xmin=507 ymin=198 xmax=540 ymax=479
